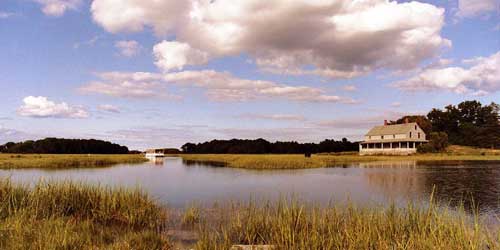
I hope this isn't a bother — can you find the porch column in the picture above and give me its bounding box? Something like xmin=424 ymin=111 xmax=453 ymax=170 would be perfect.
xmin=399 ymin=142 xmax=401 ymax=149
xmin=381 ymin=143 xmax=384 ymax=149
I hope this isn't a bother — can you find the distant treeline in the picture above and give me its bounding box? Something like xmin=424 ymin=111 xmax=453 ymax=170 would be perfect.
xmin=0 ymin=138 xmax=129 ymax=154
xmin=390 ymin=100 xmax=500 ymax=149
xmin=181 ymin=138 xmax=358 ymax=154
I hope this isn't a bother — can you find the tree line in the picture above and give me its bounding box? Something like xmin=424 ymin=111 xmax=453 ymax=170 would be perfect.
xmin=390 ymin=100 xmax=500 ymax=150
xmin=0 ymin=138 xmax=129 ymax=154
xmin=181 ymin=138 xmax=358 ymax=154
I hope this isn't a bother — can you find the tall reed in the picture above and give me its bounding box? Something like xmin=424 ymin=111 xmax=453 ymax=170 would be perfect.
xmin=196 ymin=199 xmax=499 ymax=250
xmin=0 ymin=178 xmax=170 ymax=250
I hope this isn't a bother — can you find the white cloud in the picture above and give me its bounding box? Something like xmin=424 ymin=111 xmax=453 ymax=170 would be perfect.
xmin=115 ymin=40 xmax=141 ymax=57
xmin=0 ymin=127 xmax=40 ymax=144
xmin=391 ymin=102 xmax=401 ymax=108
xmin=34 ymin=0 xmax=81 ymax=17
xmin=0 ymin=12 xmax=15 ymax=19
xmin=164 ymin=70 xmax=356 ymax=103
xmin=73 ymin=35 xmax=100 ymax=49
xmin=79 ymin=72 xmax=179 ymax=99
xmin=97 ymin=104 xmax=120 ymax=113
xmin=238 ymin=113 xmax=305 ymax=121
xmin=80 ymin=70 xmax=356 ymax=103
xmin=153 ymin=40 xmax=208 ymax=71
xmin=342 ymin=85 xmax=357 ymax=92
xmin=456 ymin=0 xmax=497 ymax=18
xmin=91 ymin=0 xmax=190 ymax=35
xmin=17 ymin=96 xmax=89 ymax=118
xmin=393 ymin=51 xmax=500 ymax=94
xmin=91 ymin=0 xmax=449 ymax=78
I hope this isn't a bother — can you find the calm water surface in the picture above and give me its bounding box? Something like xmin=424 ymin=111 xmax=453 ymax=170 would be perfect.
xmin=0 ymin=157 xmax=498 ymax=216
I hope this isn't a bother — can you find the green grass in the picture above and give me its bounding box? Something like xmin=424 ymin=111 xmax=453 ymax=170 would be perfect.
xmin=177 ymin=146 xmax=500 ymax=169
xmin=0 ymin=178 xmax=497 ymax=249
xmin=0 ymin=178 xmax=170 ymax=250
xmin=196 ymin=200 xmax=499 ymax=250
xmin=0 ymin=154 xmax=147 ymax=169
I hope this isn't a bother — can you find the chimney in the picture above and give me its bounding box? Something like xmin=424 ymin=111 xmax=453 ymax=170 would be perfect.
xmin=404 ymin=117 xmax=409 ymax=124
xmin=384 ymin=120 xmax=388 ymax=126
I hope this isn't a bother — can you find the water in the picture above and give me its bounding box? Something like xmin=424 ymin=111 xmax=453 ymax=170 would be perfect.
xmin=0 ymin=157 xmax=499 ymax=217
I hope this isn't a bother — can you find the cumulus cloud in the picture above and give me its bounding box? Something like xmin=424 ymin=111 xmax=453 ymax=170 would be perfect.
xmin=115 ymin=40 xmax=141 ymax=57
xmin=91 ymin=0 xmax=191 ymax=35
xmin=17 ymin=96 xmax=89 ymax=118
xmin=392 ymin=51 xmax=500 ymax=95
xmin=153 ymin=41 xmax=208 ymax=72
xmin=34 ymin=0 xmax=81 ymax=17
xmin=80 ymin=70 xmax=356 ymax=103
xmin=97 ymin=104 xmax=120 ymax=113
xmin=456 ymin=0 xmax=498 ymax=18
xmin=91 ymin=0 xmax=450 ymax=78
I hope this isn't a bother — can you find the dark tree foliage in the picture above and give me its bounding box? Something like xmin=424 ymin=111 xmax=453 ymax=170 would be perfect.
xmin=417 ymin=132 xmax=449 ymax=153
xmin=389 ymin=115 xmax=432 ymax=135
xmin=426 ymin=101 xmax=500 ymax=148
xmin=181 ymin=138 xmax=358 ymax=154
xmin=0 ymin=138 xmax=129 ymax=154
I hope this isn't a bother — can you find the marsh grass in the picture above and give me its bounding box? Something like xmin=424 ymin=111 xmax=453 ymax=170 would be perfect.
xmin=182 ymin=205 xmax=201 ymax=229
xmin=0 ymin=178 xmax=498 ymax=249
xmin=0 ymin=154 xmax=147 ymax=169
xmin=0 ymin=179 xmax=170 ymax=250
xmin=196 ymin=199 xmax=500 ymax=250
xmin=179 ymin=152 xmax=500 ymax=170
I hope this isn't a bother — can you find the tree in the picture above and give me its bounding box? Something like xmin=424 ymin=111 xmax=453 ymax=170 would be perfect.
xmin=426 ymin=101 xmax=500 ymax=148
xmin=389 ymin=115 xmax=432 ymax=135
xmin=417 ymin=132 xmax=448 ymax=153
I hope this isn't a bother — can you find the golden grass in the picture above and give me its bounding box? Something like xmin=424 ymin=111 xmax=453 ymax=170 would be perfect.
xmin=178 ymin=152 xmax=500 ymax=169
xmin=0 ymin=154 xmax=147 ymax=169
xmin=196 ymin=200 xmax=499 ymax=250
xmin=0 ymin=178 xmax=170 ymax=250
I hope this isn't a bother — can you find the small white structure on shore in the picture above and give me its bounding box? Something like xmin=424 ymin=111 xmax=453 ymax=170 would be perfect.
xmin=145 ymin=149 xmax=165 ymax=158
xmin=360 ymin=119 xmax=427 ymax=155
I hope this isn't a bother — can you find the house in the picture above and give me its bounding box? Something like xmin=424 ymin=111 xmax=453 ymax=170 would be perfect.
xmin=359 ymin=119 xmax=427 ymax=155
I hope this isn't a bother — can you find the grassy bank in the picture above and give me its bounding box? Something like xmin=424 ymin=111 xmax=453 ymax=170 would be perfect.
xmin=179 ymin=153 xmax=500 ymax=169
xmin=0 ymin=154 xmax=147 ymax=169
xmin=0 ymin=179 xmax=497 ymax=249
xmin=177 ymin=146 xmax=500 ymax=169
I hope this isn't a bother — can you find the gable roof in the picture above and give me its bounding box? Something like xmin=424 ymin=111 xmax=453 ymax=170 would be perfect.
xmin=365 ymin=122 xmax=418 ymax=136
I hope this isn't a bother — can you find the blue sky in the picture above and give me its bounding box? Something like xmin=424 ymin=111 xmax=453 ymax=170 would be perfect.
xmin=0 ymin=0 xmax=498 ymax=149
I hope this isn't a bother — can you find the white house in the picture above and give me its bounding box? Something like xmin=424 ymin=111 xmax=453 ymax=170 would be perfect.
xmin=360 ymin=120 xmax=427 ymax=155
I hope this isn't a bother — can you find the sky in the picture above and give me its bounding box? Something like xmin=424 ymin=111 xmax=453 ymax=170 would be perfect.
xmin=0 ymin=0 xmax=499 ymax=150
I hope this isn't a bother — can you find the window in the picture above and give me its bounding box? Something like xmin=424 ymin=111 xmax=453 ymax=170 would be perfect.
xmin=381 ymin=135 xmax=384 ymax=139
xmin=393 ymin=134 xmax=396 ymax=139
xmin=369 ymin=136 xmax=371 ymax=139
xmin=409 ymin=132 xmax=412 ymax=138
xmin=418 ymin=133 xmax=421 ymax=139
xmin=415 ymin=125 xmax=417 ymax=130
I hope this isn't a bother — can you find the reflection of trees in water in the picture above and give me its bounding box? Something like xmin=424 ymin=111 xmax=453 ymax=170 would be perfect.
xmin=421 ymin=166 xmax=500 ymax=213
xmin=364 ymin=162 xmax=500 ymax=213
